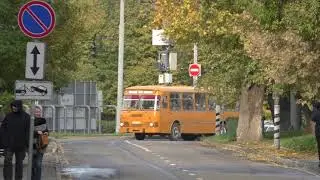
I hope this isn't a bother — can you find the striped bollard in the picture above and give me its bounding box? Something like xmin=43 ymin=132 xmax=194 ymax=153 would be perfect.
xmin=273 ymin=94 xmax=280 ymax=149
xmin=215 ymin=105 xmax=221 ymax=135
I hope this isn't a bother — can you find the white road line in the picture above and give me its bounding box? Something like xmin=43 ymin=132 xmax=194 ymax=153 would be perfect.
xmin=188 ymin=173 xmax=196 ymax=176
xmin=183 ymin=169 xmax=189 ymax=172
xmin=196 ymin=178 xmax=204 ymax=180
xmin=160 ymin=157 xmax=165 ymax=159
xmin=125 ymin=140 xmax=151 ymax=152
xmin=170 ymin=164 xmax=176 ymax=166
xmin=165 ymin=160 xmax=170 ymax=163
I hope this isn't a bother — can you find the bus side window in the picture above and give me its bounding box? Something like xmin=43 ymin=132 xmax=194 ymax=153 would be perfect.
xmin=162 ymin=96 xmax=168 ymax=109
xmin=170 ymin=93 xmax=181 ymax=111
xmin=208 ymin=96 xmax=216 ymax=111
xmin=183 ymin=93 xmax=194 ymax=111
xmin=195 ymin=93 xmax=206 ymax=111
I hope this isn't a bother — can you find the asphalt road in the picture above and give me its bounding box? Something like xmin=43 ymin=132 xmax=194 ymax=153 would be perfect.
xmin=60 ymin=136 xmax=319 ymax=180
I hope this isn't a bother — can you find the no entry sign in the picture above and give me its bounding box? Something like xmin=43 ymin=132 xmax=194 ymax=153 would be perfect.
xmin=18 ymin=1 xmax=56 ymax=39
xmin=189 ymin=63 xmax=201 ymax=77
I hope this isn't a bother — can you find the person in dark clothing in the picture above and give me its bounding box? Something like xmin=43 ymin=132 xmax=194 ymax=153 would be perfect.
xmin=32 ymin=107 xmax=48 ymax=180
xmin=0 ymin=100 xmax=30 ymax=180
xmin=311 ymin=101 xmax=320 ymax=167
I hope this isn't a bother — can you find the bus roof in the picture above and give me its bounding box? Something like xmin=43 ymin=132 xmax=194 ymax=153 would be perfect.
xmin=125 ymin=85 xmax=207 ymax=93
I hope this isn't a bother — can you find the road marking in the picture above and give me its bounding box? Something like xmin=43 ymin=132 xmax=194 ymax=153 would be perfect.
xmin=165 ymin=160 xmax=170 ymax=163
xmin=125 ymin=140 xmax=151 ymax=152
xmin=160 ymin=157 xmax=165 ymax=159
xmin=183 ymin=169 xmax=189 ymax=172
xmin=170 ymin=163 xmax=176 ymax=166
xmin=188 ymin=173 xmax=196 ymax=176
xmin=196 ymin=178 xmax=203 ymax=180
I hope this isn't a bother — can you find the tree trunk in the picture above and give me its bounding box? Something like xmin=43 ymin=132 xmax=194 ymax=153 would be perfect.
xmin=280 ymin=96 xmax=291 ymax=131
xmin=290 ymin=91 xmax=298 ymax=130
xmin=237 ymin=84 xmax=264 ymax=142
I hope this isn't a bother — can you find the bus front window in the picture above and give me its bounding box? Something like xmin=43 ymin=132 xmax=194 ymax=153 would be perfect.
xmin=123 ymin=95 xmax=139 ymax=109
xmin=123 ymin=95 xmax=160 ymax=110
xmin=140 ymin=95 xmax=160 ymax=110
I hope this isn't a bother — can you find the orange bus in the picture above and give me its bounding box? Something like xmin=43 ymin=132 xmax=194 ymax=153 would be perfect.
xmin=119 ymin=85 xmax=238 ymax=140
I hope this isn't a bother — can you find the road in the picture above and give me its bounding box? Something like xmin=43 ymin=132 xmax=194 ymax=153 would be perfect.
xmin=60 ymin=136 xmax=319 ymax=180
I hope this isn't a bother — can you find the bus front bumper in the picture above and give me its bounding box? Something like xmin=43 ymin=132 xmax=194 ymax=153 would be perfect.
xmin=119 ymin=127 xmax=160 ymax=134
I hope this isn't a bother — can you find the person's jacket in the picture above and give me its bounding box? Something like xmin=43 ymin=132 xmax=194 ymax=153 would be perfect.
xmin=311 ymin=109 xmax=320 ymax=136
xmin=0 ymin=100 xmax=30 ymax=150
xmin=33 ymin=117 xmax=48 ymax=151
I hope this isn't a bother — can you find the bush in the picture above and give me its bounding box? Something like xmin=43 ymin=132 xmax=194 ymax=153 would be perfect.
xmin=282 ymin=135 xmax=317 ymax=153
xmin=99 ymin=120 xmax=116 ymax=133
xmin=0 ymin=92 xmax=14 ymax=113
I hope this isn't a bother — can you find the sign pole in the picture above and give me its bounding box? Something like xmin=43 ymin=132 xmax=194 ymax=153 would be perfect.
xmin=27 ymin=102 xmax=35 ymax=180
xmin=116 ymin=0 xmax=125 ymax=134
xmin=193 ymin=43 xmax=198 ymax=87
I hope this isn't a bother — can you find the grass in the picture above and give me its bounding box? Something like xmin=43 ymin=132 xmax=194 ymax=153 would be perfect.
xmin=201 ymin=119 xmax=317 ymax=154
xmin=264 ymin=130 xmax=305 ymax=139
xmin=281 ymin=135 xmax=317 ymax=153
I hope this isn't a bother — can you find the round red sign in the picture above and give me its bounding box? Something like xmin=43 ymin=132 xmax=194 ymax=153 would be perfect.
xmin=189 ymin=64 xmax=201 ymax=77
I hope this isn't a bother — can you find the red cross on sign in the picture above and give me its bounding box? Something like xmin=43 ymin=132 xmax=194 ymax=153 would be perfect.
xmin=189 ymin=63 xmax=201 ymax=77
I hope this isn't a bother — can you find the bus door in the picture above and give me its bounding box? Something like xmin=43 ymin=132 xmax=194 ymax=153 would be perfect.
xmin=159 ymin=93 xmax=170 ymax=133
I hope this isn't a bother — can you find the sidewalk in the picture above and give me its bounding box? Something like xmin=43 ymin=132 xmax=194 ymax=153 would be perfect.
xmin=0 ymin=138 xmax=60 ymax=180
xmin=201 ymin=139 xmax=320 ymax=176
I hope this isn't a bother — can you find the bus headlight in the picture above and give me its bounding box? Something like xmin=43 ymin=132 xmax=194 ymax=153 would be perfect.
xmin=149 ymin=122 xmax=154 ymax=127
xmin=120 ymin=122 xmax=124 ymax=127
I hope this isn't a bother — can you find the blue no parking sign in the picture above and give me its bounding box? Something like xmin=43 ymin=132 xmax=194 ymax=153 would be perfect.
xmin=18 ymin=1 xmax=56 ymax=39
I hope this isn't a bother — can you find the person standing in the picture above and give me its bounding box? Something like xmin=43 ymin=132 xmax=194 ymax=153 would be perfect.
xmin=311 ymin=101 xmax=320 ymax=167
xmin=32 ymin=107 xmax=49 ymax=180
xmin=0 ymin=100 xmax=30 ymax=180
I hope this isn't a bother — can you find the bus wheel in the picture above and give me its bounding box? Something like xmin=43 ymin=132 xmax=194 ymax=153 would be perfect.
xmin=169 ymin=123 xmax=181 ymax=141
xmin=135 ymin=133 xmax=145 ymax=140
xmin=181 ymin=134 xmax=197 ymax=141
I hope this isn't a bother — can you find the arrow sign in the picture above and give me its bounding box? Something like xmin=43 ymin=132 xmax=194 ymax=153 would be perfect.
xmin=31 ymin=46 xmax=40 ymax=75
xmin=25 ymin=42 xmax=46 ymax=79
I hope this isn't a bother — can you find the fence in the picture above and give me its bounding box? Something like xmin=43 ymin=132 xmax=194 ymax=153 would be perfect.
xmin=40 ymin=105 xmax=99 ymax=133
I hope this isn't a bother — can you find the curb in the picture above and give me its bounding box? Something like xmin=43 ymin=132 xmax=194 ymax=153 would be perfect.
xmin=200 ymin=141 xmax=320 ymax=176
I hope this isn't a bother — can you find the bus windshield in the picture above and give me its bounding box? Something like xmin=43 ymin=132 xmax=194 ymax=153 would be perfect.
xmin=123 ymin=95 xmax=160 ymax=110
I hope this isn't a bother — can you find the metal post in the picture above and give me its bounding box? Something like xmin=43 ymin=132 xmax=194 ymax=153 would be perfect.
xmin=98 ymin=107 xmax=102 ymax=134
xmin=84 ymin=82 xmax=86 ymax=134
xmin=64 ymin=106 xmax=67 ymax=133
xmin=273 ymin=93 xmax=280 ymax=149
xmin=116 ymin=0 xmax=125 ymax=134
xmin=73 ymin=80 xmax=76 ymax=133
xmin=193 ymin=43 xmax=198 ymax=87
xmin=27 ymin=103 xmax=35 ymax=180
xmin=43 ymin=105 xmax=55 ymax=132
xmin=87 ymin=106 xmax=91 ymax=134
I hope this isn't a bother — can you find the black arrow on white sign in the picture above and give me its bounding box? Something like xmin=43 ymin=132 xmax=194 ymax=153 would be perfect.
xmin=30 ymin=46 xmax=40 ymax=75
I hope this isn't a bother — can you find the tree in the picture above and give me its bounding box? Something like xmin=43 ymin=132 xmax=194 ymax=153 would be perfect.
xmin=153 ymin=0 xmax=320 ymax=141
xmin=73 ymin=0 xmax=159 ymax=108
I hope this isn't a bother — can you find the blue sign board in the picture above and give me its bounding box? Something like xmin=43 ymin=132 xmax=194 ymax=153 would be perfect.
xmin=18 ymin=1 xmax=56 ymax=39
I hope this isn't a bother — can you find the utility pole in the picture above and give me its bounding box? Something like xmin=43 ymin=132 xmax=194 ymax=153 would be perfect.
xmin=193 ymin=43 xmax=198 ymax=87
xmin=116 ymin=0 xmax=125 ymax=134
